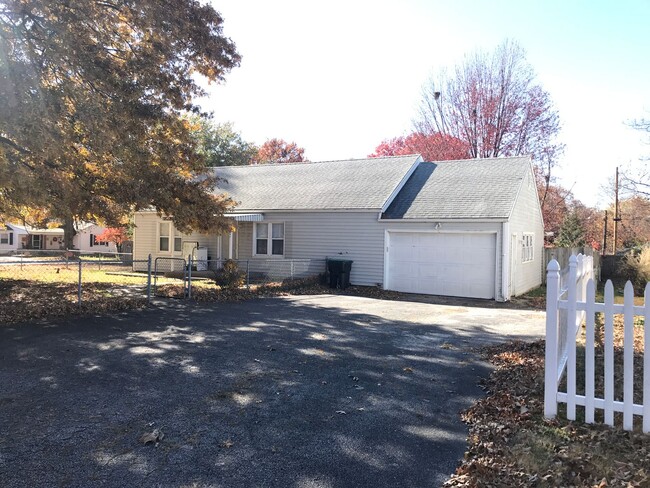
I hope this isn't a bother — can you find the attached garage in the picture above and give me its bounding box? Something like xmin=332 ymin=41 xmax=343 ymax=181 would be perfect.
xmin=385 ymin=231 xmax=497 ymax=299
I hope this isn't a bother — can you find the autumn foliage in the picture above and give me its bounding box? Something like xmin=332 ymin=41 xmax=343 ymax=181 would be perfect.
xmin=254 ymin=139 xmax=306 ymax=164
xmin=0 ymin=0 xmax=241 ymax=242
xmin=95 ymin=227 xmax=130 ymax=251
xmin=369 ymin=132 xmax=470 ymax=161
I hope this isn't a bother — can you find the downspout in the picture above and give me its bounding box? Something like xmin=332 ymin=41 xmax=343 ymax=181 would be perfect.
xmin=501 ymin=221 xmax=510 ymax=302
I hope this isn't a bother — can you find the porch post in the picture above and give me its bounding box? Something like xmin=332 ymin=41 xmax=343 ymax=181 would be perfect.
xmin=228 ymin=232 xmax=233 ymax=260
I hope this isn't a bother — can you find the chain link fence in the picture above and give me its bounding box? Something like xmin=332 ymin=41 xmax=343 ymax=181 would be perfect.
xmin=0 ymin=251 xmax=326 ymax=310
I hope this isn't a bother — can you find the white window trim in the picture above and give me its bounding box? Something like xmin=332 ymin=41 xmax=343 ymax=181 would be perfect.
xmin=522 ymin=233 xmax=534 ymax=263
xmin=252 ymin=222 xmax=285 ymax=258
xmin=158 ymin=221 xmax=171 ymax=254
xmin=157 ymin=220 xmax=186 ymax=255
xmin=0 ymin=232 xmax=9 ymax=245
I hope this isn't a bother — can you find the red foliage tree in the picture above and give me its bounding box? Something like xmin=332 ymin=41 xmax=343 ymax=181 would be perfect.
xmin=96 ymin=227 xmax=130 ymax=252
xmin=369 ymin=132 xmax=470 ymax=161
xmin=416 ymin=40 xmax=563 ymax=183
xmin=254 ymin=138 xmax=305 ymax=164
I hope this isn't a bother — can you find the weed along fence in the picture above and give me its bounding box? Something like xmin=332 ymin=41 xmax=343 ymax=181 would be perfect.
xmin=544 ymin=253 xmax=650 ymax=432
xmin=150 ymin=256 xmax=326 ymax=299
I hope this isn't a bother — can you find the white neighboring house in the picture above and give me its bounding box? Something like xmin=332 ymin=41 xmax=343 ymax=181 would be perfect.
xmin=0 ymin=223 xmax=65 ymax=253
xmin=0 ymin=222 xmax=118 ymax=254
xmin=132 ymin=155 xmax=544 ymax=301
xmin=73 ymin=223 xmax=118 ymax=253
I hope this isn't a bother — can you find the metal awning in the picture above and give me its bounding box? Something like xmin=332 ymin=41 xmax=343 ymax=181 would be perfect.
xmin=224 ymin=213 xmax=264 ymax=222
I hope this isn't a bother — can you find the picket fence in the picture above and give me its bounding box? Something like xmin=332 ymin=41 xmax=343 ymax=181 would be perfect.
xmin=544 ymin=254 xmax=650 ymax=432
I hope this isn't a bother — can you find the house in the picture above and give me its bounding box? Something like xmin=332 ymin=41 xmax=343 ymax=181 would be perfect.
xmin=73 ymin=222 xmax=118 ymax=253
xmin=0 ymin=223 xmax=65 ymax=252
xmin=132 ymin=155 xmax=544 ymax=301
xmin=0 ymin=222 xmax=118 ymax=254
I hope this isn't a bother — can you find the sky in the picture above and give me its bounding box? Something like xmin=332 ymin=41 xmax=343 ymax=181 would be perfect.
xmin=202 ymin=0 xmax=650 ymax=209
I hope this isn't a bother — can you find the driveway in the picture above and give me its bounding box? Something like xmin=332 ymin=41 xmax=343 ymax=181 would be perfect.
xmin=0 ymin=295 xmax=544 ymax=487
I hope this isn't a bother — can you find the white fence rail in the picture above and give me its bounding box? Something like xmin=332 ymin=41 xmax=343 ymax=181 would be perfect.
xmin=544 ymin=254 xmax=650 ymax=432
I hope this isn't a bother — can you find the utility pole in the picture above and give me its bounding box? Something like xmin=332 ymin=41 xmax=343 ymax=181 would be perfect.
xmin=613 ymin=166 xmax=621 ymax=254
xmin=602 ymin=210 xmax=608 ymax=255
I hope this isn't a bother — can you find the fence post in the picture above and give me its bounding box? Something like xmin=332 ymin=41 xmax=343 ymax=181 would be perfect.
xmin=78 ymin=258 xmax=82 ymax=306
xmin=566 ymin=254 xmax=578 ymax=420
xmin=146 ymin=254 xmax=152 ymax=305
xmin=544 ymin=259 xmax=560 ymax=418
xmin=187 ymin=254 xmax=192 ymax=300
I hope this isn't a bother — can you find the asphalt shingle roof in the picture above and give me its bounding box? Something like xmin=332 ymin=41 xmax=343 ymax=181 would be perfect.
xmin=382 ymin=156 xmax=531 ymax=220
xmin=212 ymin=155 xmax=420 ymax=211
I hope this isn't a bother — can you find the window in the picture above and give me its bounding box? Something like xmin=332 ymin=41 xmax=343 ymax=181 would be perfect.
xmin=0 ymin=233 xmax=8 ymax=245
xmin=174 ymin=235 xmax=182 ymax=253
xmin=522 ymin=234 xmax=534 ymax=263
xmin=159 ymin=222 xmax=170 ymax=252
xmin=254 ymin=222 xmax=284 ymax=256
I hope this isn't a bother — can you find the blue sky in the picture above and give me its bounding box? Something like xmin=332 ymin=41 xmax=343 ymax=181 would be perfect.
xmin=203 ymin=0 xmax=650 ymax=208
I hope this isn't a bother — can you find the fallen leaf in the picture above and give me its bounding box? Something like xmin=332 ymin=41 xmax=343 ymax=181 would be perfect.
xmin=139 ymin=429 xmax=164 ymax=445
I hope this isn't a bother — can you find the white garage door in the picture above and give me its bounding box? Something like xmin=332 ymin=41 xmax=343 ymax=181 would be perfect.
xmin=386 ymin=232 xmax=496 ymax=299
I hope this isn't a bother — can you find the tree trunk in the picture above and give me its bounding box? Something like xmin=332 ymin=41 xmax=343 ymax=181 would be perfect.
xmin=63 ymin=215 xmax=76 ymax=250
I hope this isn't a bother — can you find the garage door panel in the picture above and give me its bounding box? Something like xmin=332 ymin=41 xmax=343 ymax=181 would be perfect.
xmin=386 ymin=232 xmax=496 ymax=299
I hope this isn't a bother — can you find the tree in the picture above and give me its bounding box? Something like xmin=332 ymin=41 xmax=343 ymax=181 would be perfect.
xmin=621 ymin=117 xmax=650 ymax=196
xmin=415 ymin=40 xmax=563 ymax=185
xmin=96 ymin=227 xmax=130 ymax=253
xmin=254 ymin=139 xmax=306 ymax=164
xmin=369 ymin=132 xmax=470 ymax=161
xmin=555 ymin=212 xmax=586 ymax=248
xmin=0 ymin=1 xmax=241 ymax=248
xmin=191 ymin=117 xmax=258 ymax=166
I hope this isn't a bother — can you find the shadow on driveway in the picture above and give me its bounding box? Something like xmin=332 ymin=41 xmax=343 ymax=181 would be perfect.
xmin=0 ymin=295 xmax=535 ymax=487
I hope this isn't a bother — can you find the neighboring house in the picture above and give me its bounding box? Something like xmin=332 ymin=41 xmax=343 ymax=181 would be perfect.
xmin=0 ymin=223 xmax=65 ymax=252
xmin=133 ymin=155 xmax=544 ymax=301
xmin=73 ymin=223 xmax=118 ymax=253
xmin=0 ymin=222 xmax=118 ymax=253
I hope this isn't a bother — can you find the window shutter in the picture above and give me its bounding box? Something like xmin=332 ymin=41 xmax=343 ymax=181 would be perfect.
xmin=90 ymin=234 xmax=94 ymax=247
xmin=9 ymin=233 xmax=13 ymax=245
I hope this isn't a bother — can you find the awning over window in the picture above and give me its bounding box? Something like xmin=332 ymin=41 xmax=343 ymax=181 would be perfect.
xmin=224 ymin=213 xmax=264 ymax=222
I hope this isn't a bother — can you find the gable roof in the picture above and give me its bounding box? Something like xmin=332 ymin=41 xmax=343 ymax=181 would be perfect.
xmin=382 ymin=156 xmax=531 ymax=220
xmin=212 ymin=155 xmax=421 ymax=211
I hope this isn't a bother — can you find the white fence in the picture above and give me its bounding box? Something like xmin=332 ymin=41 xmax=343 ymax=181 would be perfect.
xmin=544 ymin=254 xmax=650 ymax=432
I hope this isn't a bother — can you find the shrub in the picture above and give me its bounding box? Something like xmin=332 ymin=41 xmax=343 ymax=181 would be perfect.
xmin=624 ymin=246 xmax=650 ymax=291
xmin=214 ymin=259 xmax=245 ymax=289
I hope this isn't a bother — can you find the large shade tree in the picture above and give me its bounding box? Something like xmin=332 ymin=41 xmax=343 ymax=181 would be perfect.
xmin=0 ymin=0 xmax=241 ymax=247
xmin=416 ymin=40 xmax=563 ymax=212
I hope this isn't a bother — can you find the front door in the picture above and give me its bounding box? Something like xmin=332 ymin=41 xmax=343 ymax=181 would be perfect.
xmin=31 ymin=234 xmax=42 ymax=249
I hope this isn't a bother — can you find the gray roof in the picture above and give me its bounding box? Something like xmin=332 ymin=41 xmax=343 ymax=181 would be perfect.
xmin=382 ymin=156 xmax=531 ymax=220
xmin=212 ymin=155 xmax=420 ymax=211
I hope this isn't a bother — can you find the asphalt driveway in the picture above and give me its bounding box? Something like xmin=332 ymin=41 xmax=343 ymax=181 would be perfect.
xmin=0 ymin=295 xmax=544 ymax=487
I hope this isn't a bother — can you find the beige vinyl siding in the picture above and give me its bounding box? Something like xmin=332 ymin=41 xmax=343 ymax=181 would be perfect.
xmin=236 ymin=211 xmax=385 ymax=286
xmin=133 ymin=212 xmax=220 ymax=270
xmin=507 ymin=168 xmax=544 ymax=296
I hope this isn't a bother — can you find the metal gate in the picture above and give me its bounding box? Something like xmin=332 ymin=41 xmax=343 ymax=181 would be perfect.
xmin=153 ymin=257 xmax=188 ymax=298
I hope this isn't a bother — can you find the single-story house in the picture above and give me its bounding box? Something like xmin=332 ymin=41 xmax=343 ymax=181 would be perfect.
xmin=0 ymin=223 xmax=65 ymax=252
xmin=133 ymin=154 xmax=544 ymax=301
xmin=73 ymin=222 xmax=118 ymax=253
xmin=0 ymin=222 xmax=118 ymax=253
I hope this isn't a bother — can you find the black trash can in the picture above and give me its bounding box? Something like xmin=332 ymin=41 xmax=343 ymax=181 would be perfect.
xmin=326 ymin=258 xmax=353 ymax=289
